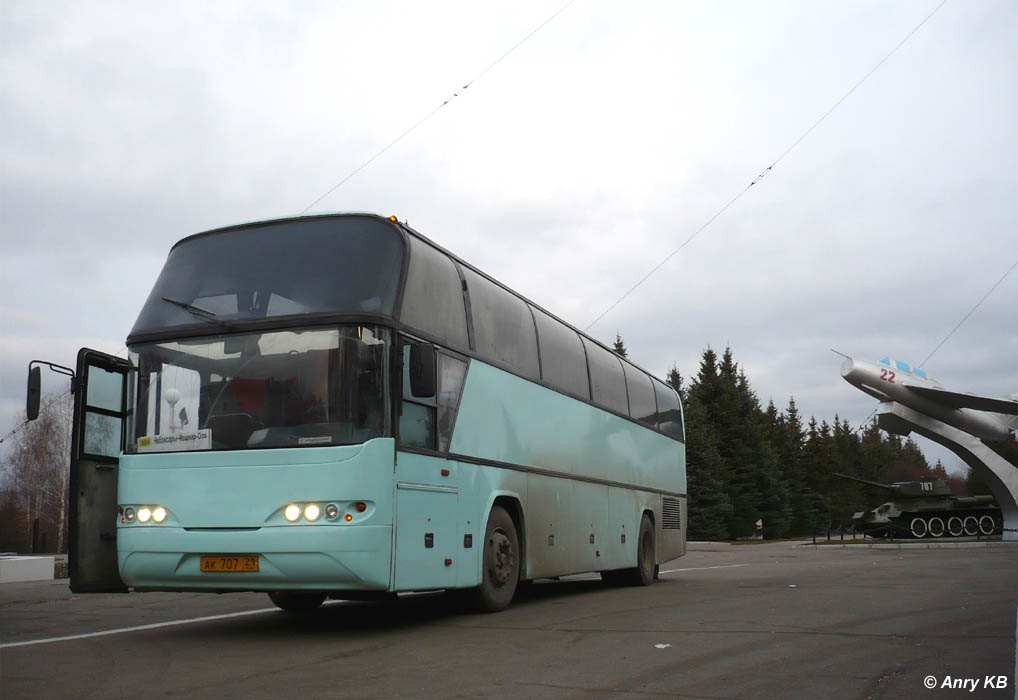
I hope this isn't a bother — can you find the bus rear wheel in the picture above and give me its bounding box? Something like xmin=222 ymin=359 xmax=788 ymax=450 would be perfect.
xmin=268 ymin=591 xmax=327 ymax=613
xmin=468 ymin=505 xmax=519 ymax=613
xmin=624 ymin=515 xmax=656 ymax=586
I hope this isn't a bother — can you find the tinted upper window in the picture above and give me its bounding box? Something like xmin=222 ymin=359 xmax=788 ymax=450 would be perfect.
xmin=653 ymin=378 xmax=684 ymax=442
xmin=582 ymin=338 xmax=629 ymax=415
xmin=531 ymin=306 xmax=589 ymax=399
xmin=623 ymin=362 xmax=657 ymax=427
xmin=463 ymin=268 xmax=540 ymax=380
xmin=400 ymin=237 xmax=469 ymax=350
xmin=130 ymin=216 xmax=403 ymax=337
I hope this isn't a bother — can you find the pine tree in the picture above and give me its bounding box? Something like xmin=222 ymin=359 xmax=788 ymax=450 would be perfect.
xmin=612 ymin=332 xmax=628 ymax=358
xmin=673 ymin=343 xmax=955 ymax=541
xmin=666 ymin=365 xmax=686 ymax=403
xmin=682 ymin=395 xmax=732 ymax=540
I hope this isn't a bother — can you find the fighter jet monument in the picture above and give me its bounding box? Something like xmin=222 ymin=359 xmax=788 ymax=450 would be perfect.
xmin=838 ymin=354 xmax=1018 ymax=541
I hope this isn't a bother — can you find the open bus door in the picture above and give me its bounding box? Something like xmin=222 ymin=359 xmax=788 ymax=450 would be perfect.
xmin=68 ymin=348 xmax=131 ymax=592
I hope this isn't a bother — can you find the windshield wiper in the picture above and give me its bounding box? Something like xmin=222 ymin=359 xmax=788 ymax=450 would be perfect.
xmin=162 ymin=297 xmax=230 ymax=326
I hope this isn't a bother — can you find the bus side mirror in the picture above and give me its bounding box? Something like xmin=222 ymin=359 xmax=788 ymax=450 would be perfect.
xmin=409 ymin=344 xmax=436 ymax=398
xmin=27 ymin=366 xmax=41 ymax=421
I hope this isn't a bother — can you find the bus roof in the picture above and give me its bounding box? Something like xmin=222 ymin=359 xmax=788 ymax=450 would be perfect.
xmin=167 ymin=212 xmax=678 ymax=394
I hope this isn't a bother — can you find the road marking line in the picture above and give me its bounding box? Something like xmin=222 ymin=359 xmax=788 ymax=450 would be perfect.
xmin=3 ymin=568 xmax=748 ymax=649
xmin=658 ymin=564 xmax=749 ymax=575
xmin=1 ymin=599 xmax=344 ymax=649
xmin=1 ymin=607 xmax=280 ymax=648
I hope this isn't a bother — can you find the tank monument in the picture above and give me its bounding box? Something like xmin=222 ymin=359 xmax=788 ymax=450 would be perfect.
xmin=838 ymin=353 xmax=1018 ymax=541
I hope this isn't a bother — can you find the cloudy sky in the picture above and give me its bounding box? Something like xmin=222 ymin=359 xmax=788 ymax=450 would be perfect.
xmin=2 ymin=0 xmax=1015 ymax=472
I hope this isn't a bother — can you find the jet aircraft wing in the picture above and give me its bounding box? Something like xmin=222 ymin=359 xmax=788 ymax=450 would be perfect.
xmin=903 ymin=384 xmax=1018 ymax=415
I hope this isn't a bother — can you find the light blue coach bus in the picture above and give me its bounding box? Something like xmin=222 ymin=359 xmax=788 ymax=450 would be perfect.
xmin=27 ymin=213 xmax=686 ymax=612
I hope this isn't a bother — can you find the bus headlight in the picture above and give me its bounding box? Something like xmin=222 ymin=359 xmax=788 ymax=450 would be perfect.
xmin=152 ymin=506 xmax=167 ymax=523
xmin=284 ymin=504 xmax=301 ymax=522
xmin=124 ymin=507 xmax=136 ymax=522
xmin=138 ymin=507 xmax=152 ymax=523
xmin=304 ymin=504 xmax=321 ymax=521
xmin=324 ymin=504 xmax=339 ymax=521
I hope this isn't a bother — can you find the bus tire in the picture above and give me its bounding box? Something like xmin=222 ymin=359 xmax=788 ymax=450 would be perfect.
xmin=626 ymin=514 xmax=656 ymax=586
xmin=468 ymin=505 xmax=519 ymax=612
xmin=267 ymin=591 xmax=326 ymax=613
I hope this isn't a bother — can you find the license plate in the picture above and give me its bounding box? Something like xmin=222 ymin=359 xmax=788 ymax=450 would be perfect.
xmin=200 ymin=555 xmax=259 ymax=572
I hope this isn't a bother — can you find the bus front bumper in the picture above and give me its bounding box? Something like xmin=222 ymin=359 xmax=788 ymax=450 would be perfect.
xmin=118 ymin=525 xmax=392 ymax=592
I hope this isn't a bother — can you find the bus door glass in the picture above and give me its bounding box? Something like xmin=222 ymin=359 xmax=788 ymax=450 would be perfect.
xmin=69 ymin=348 xmax=131 ymax=593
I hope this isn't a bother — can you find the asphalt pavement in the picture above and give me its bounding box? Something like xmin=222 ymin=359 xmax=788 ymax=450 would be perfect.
xmin=1 ymin=541 xmax=1015 ymax=699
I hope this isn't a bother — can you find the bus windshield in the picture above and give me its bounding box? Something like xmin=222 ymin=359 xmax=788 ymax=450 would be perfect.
xmin=129 ymin=216 xmax=404 ymax=337
xmin=127 ymin=326 xmax=390 ymax=453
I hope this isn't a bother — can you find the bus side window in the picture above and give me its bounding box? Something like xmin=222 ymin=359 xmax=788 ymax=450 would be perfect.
xmin=622 ymin=362 xmax=657 ymax=427
xmin=652 ymin=378 xmax=684 ymax=442
xmin=582 ymin=337 xmax=629 ymax=416
xmin=461 ymin=267 xmax=540 ymax=380
xmin=399 ymin=342 xmax=436 ymax=449
xmin=437 ymin=353 xmax=468 ymax=452
xmin=400 ymin=237 xmax=469 ymax=351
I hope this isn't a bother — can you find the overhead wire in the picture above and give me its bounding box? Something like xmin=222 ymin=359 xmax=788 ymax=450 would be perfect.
xmin=301 ymin=0 xmax=577 ymax=214
xmin=583 ymin=0 xmax=950 ymax=331
xmin=918 ymin=258 xmax=1018 ymax=369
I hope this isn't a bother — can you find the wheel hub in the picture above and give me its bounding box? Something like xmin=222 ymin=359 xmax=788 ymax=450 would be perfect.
xmin=488 ymin=529 xmax=514 ymax=587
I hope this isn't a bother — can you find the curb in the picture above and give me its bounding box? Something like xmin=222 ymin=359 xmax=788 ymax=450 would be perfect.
xmin=803 ymin=541 xmax=1018 ymax=550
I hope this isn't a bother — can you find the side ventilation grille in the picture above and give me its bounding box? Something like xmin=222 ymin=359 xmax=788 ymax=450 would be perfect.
xmin=662 ymin=497 xmax=681 ymax=530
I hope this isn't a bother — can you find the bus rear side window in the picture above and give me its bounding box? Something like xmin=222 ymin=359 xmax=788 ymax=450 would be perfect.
xmin=652 ymin=378 xmax=684 ymax=442
xmin=622 ymin=362 xmax=657 ymax=427
xmin=582 ymin=338 xmax=629 ymax=416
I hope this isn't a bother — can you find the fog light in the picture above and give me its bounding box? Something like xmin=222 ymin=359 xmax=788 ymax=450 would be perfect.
xmin=325 ymin=504 xmax=339 ymax=520
xmin=152 ymin=506 xmax=167 ymax=523
xmin=284 ymin=504 xmax=301 ymax=522
xmin=124 ymin=507 xmax=136 ymax=522
xmin=138 ymin=507 xmax=152 ymax=523
xmin=305 ymin=504 xmax=321 ymax=521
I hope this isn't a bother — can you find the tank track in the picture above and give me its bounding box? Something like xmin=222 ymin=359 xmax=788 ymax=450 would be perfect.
xmin=883 ymin=509 xmax=1001 ymax=539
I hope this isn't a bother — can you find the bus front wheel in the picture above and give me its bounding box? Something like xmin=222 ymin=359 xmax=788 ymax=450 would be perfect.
xmin=468 ymin=505 xmax=519 ymax=612
xmin=268 ymin=591 xmax=327 ymax=613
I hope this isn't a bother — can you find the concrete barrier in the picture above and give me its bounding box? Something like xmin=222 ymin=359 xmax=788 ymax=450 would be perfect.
xmin=0 ymin=556 xmax=55 ymax=583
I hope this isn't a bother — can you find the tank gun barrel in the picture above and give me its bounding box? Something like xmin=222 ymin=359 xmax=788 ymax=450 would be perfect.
xmin=832 ymin=473 xmax=893 ymax=490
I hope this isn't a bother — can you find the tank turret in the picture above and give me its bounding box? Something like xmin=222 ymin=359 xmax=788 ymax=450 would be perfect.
xmin=833 ymin=473 xmax=1000 ymax=539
